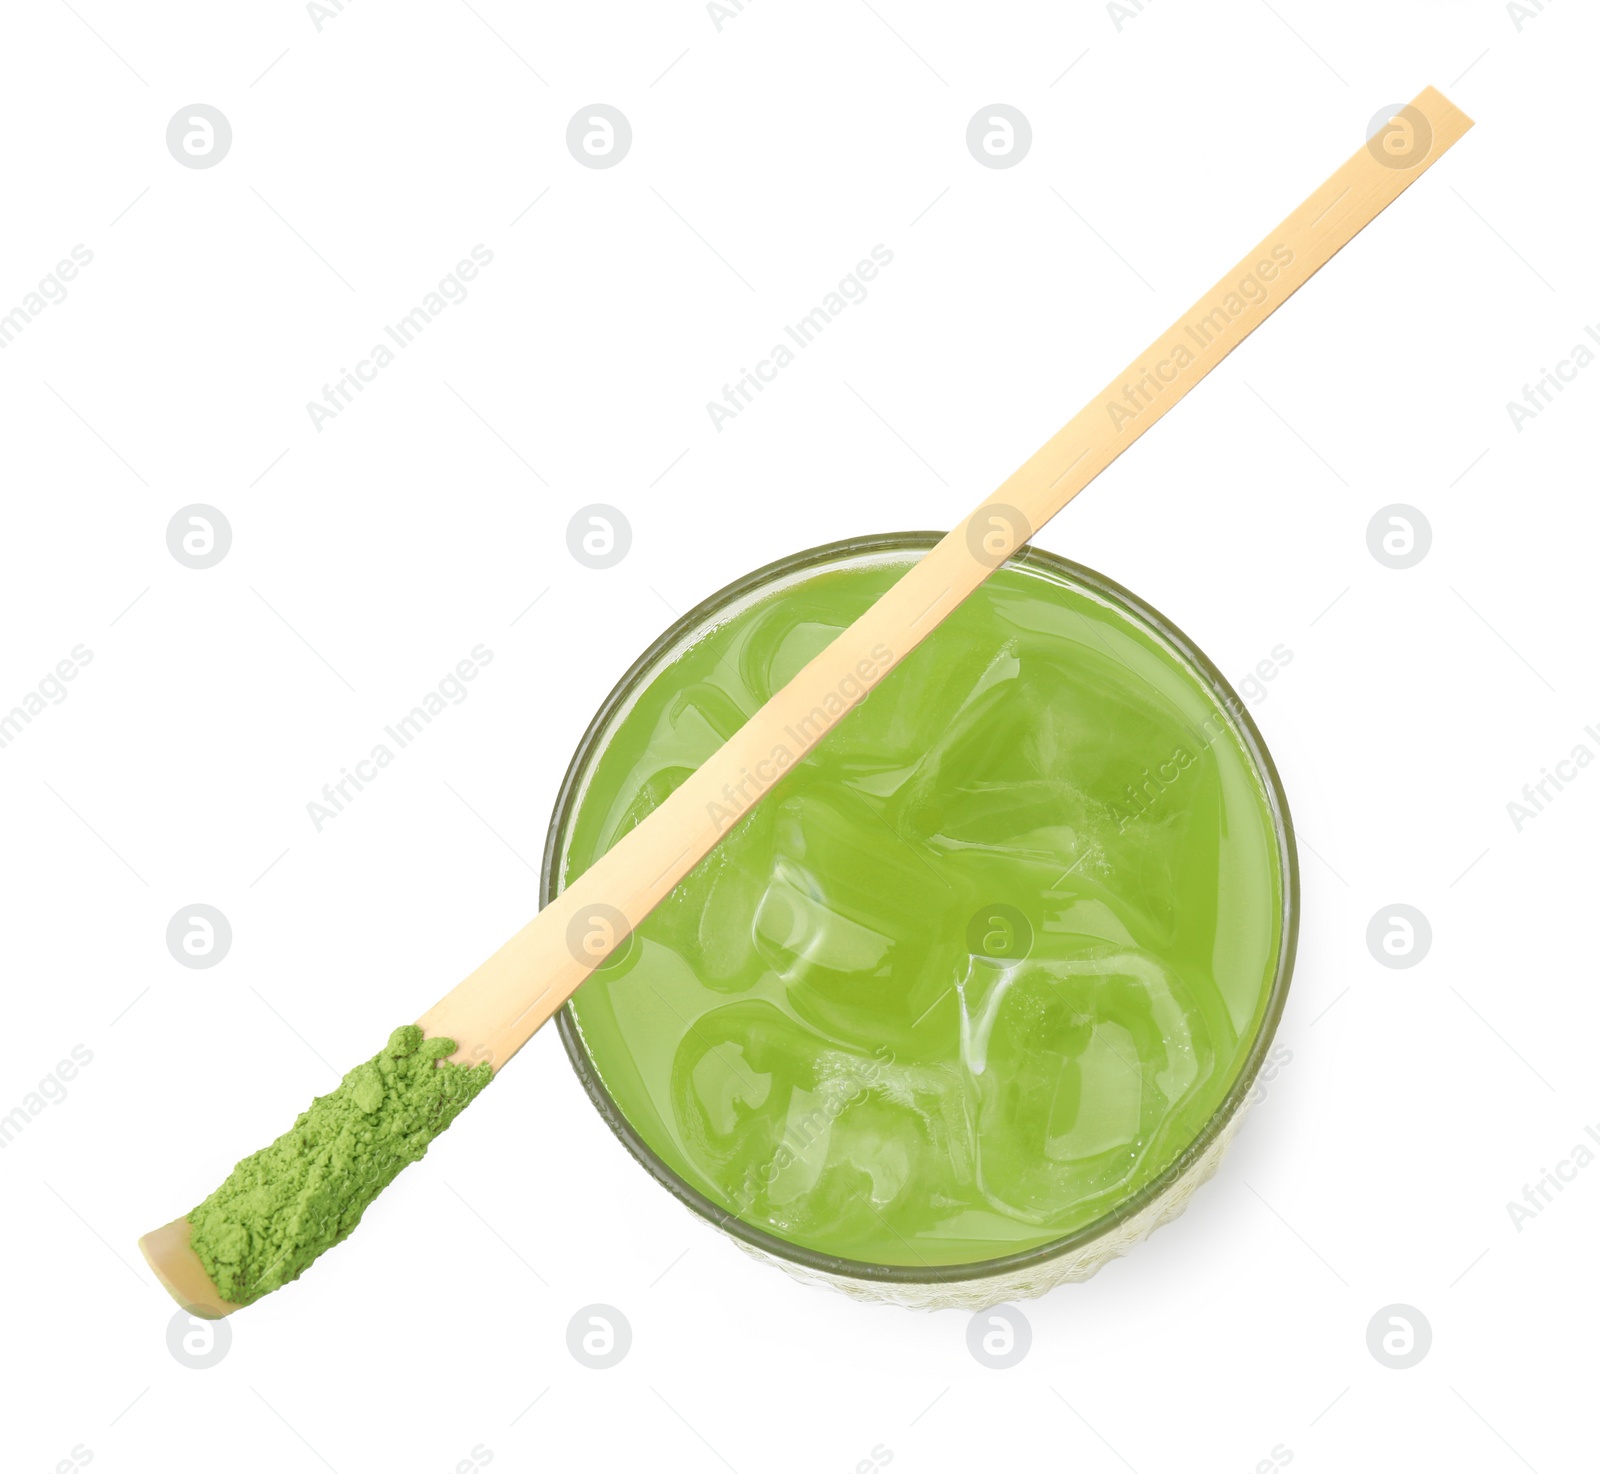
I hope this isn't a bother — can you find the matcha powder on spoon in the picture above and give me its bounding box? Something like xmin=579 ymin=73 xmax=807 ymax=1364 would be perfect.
xmin=187 ymin=1026 xmax=491 ymax=1306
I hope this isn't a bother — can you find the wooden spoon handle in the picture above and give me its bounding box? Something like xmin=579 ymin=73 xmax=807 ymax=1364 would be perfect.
xmin=422 ymin=86 xmax=1472 ymax=1072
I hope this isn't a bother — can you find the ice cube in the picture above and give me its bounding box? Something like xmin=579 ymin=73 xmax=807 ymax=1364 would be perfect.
xmin=749 ymin=785 xmax=961 ymax=1055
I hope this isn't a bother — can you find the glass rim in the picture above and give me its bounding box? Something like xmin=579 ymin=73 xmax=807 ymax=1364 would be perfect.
xmin=546 ymin=531 xmax=1300 ymax=1286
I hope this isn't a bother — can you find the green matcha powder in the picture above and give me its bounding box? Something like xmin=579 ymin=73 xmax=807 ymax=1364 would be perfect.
xmin=188 ymin=1026 xmax=491 ymax=1305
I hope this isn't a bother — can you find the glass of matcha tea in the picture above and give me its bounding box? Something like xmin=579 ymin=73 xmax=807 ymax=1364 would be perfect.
xmin=547 ymin=534 xmax=1297 ymax=1307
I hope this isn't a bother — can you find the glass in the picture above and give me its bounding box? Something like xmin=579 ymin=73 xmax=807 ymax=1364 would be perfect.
xmin=545 ymin=533 xmax=1298 ymax=1308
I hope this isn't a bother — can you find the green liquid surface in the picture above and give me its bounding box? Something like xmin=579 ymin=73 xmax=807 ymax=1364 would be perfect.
xmin=559 ymin=549 xmax=1288 ymax=1268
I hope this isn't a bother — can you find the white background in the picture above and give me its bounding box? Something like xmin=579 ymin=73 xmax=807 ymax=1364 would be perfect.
xmin=3 ymin=1 xmax=1596 ymax=1470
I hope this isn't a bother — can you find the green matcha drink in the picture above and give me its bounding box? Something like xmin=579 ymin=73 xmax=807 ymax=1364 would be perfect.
xmin=552 ymin=536 xmax=1294 ymax=1274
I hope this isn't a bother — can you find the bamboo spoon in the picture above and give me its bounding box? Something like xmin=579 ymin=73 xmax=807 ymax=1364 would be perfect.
xmin=142 ymin=87 xmax=1471 ymax=1316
